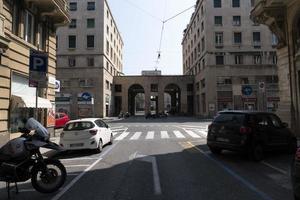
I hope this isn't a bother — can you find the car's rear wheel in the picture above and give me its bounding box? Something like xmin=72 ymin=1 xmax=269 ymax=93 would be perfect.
xmin=108 ymin=133 xmax=113 ymax=145
xmin=96 ymin=140 xmax=103 ymax=153
xmin=248 ymin=143 xmax=264 ymax=161
xmin=209 ymin=146 xmax=222 ymax=154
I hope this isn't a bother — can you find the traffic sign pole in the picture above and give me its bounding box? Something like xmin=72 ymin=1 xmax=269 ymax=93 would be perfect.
xmin=35 ymin=83 xmax=38 ymax=119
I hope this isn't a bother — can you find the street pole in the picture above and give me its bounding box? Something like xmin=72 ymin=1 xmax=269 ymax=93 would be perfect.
xmin=35 ymin=83 xmax=38 ymax=119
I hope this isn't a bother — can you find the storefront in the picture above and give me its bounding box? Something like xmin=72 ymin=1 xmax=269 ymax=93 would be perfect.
xmin=9 ymin=73 xmax=52 ymax=134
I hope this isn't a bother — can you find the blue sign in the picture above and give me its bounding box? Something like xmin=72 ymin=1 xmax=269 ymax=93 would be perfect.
xmin=81 ymin=92 xmax=92 ymax=101
xmin=242 ymin=85 xmax=253 ymax=96
xmin=29 ymin=50 xmax=48 ymax=72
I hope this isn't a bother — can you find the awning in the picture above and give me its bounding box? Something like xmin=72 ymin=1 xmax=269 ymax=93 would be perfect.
xmin=11 ymin=94 xmax=52 ymax=108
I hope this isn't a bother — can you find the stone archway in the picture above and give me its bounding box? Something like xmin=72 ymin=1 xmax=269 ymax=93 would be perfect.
xmin=164 ymin=84 xmax=181 ymax=115
xmin=128 ymin=84 xmax=145 ymax=116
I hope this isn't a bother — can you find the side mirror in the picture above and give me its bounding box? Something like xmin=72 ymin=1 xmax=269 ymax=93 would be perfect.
xmin=282 ymin=122 xmax=288 ymax=128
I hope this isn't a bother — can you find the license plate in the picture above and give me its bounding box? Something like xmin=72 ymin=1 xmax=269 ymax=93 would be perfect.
xmin=216 ymin=137 xmax=230 ymax=143
xmin=70 ymin=143 xmax=84 ymax=147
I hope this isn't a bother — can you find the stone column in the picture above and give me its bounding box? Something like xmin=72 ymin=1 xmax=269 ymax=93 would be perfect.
xmin=181 ymin=90 xmax=188 ymax=114
xmin=158 ymin=88 xmax=164 ymax=113
xmin=276 ymin=47 xmax=292 ymax=125
xmin=144 ymin=85 xmax=150 ymax=114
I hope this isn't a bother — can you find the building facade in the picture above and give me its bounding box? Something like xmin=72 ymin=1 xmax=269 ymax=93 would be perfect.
xmin=113 ymin=75 xmax=194 ymax=116
xmin=0 ymin=0 xmax=69 ymax=146
xmin=251 ymin=0 xmax=300 ymax=133
xmin=182 ymin=0 xmax=279 ymax=117
xmin=56 ymin=0 xmax=123 ymax=119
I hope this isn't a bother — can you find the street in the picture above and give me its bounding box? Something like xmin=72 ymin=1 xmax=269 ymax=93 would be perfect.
xmin=0 ymin=117 xmax=294 ymax=200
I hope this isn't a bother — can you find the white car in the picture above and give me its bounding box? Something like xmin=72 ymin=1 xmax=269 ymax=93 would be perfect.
xmin=59 ymin=118 xmax=113 ymax=152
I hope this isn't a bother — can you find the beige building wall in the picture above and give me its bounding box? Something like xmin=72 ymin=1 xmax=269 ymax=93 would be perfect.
xmin=182 ymin=0 xmax=279 ymax=117
xmin=251 ymin=0 xmax=300 ymax=133
xmin=56 ymin=0 xmax=123 ymax=119
xmin=0 ymin=0 xmax=69 ymax=146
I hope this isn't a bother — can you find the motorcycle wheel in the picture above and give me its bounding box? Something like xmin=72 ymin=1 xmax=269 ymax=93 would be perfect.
xmin=31 ymin=159 xmax=66 ymax=193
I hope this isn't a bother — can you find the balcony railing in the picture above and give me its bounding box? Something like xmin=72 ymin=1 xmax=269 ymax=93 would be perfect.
xmin=25 ymin=0 xmax=70 ymax=24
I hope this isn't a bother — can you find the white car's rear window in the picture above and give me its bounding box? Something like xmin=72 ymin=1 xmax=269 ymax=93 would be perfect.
xmin=64 ymin=121 xmax=95 ymax=131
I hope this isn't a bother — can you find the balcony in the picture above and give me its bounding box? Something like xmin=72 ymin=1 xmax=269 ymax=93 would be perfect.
xmin=250 ymin=0 xmax=289 ymax=48
xmin=25 ymin=0 xmax=70 ymax=25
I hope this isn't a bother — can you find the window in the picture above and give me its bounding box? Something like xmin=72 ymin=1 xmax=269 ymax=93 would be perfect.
xmin=87 ymin=57 xmax=94 ymax=66
xmin=233 ymin=16 xmax=241 ymax=26
xmin=79 ymin=79 xmax=93 ymax=87
xmin=253 ymin=32 xmax=261 ymax=46
xmin=87 ymin=18 xmax=95 ymax=28
xmin=87 ymin=2 xmax=95 ymax=10
xmin=38 ymin=24 xmax=47 ymax=50
xmin=68 ymin=35 xmax=76 ymax=48
xmin=268 ymin=114 xmax=282 ymax=128
xmin=115 ymin=84 xmax=122 ymax=92
xmin=232 ymin=0 xmax=240 ymax=7
xmin=272 ymin=33 xmax=278 ymax=46
xmin=69 ymin=2 xmax=77 ymax=11
xmin=215 ymin=32 xmax=223 ymax=47
xmin=214 ymin=0 xmax=221 ymax=8
xmin=201 ymin=79 xmax=206 ymax=88
xmin=251 ymin=0 xmax=255 ymax=7
xmin=12 ymin=2 xmax=21 ymax=36
xmin=68 ymin=57 xmax=76 ymax=67
xmin=216 ymin=55 xmax=224 ymax=65
xmin=201 ymin=22 xmax=204 ymax=32
xmin=187 ymin=84 xmax=194 ymax=92
xmin=69 ymin=19 xmax=76 ymax=28
xmin=201 ymin=37 xmax=205 ymax=51
xmin=196 ymin=82 xmax=200 ymax=91
xmin=106 ymin=40 xmax=109 ymax=54
xmin=234 ymin=32 xmax=242 ymax=44
xmin=253 ymin=55 xmax=262 ymax=64
xmin=106 ymin=25 xmax=109 ymax=35
xmin=235 ymin=55 xmax=243 ymax=64
xmin=24 ymin=11 xmax=34 ymax=44
xmin=106 ymin=80 xmax=110 ymax=90
xmin=214 ymin=16 xmax=222 ymax=26
xmin=87 ymin=35 xmax=94 ymax=48
xmin=266 ymin=75 xmax=279 ymax=83
xmin=151 ymin=84 xmax=158 ymax=92
xmin=241 ymin=77 xmax=249 ymax=84
xmin=217 ymin=77 xmax=232 ymax=85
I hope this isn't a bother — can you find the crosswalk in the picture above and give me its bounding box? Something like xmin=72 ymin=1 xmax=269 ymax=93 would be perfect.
xmin=112 ymin=129 xmax=207 ymax=141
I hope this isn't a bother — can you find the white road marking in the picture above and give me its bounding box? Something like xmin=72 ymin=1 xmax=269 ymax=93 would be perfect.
xmin=115 ymin=132 xmax=130 ymax=140
xmin=146 ymin=131 xmax=155 ymax=139
xmin=65 ymin=165 xmax=90 ymax=168
xmin=184 ymin=130 xmax=201 ymax=138
xmin=62 ymin=157 xmax=98 ymax=161
xmin=130 ymin=132 xmax=142 ymax=140
xmin=110 ymin=126 xmax=124 ymax=129
xmin=111 ymin=128 xmax=126 ymax=132
xmin=161 ymin=131 xmax=169 ymax=138
xmin=51 ymin=158 xmax=103 ymax=200
xmin=51 ymin=138 xmax=120 ymax=200
xmin=261 ymin=161 xmax=288 ymax=175
xmin=173 ymin=131 xmax=185 ymax=138
xmin=197 ymin=130 xmax=208 ymax=137
xmin=130 ymin=152 xmax=162 ymax=195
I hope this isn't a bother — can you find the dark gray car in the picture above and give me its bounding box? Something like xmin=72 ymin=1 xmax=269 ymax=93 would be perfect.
xmin=207 ymin=111 xmax=297 ymax=161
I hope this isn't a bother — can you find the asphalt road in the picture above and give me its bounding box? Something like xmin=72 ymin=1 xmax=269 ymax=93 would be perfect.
xmin=0 ymin=117 xmax=294 ymax=200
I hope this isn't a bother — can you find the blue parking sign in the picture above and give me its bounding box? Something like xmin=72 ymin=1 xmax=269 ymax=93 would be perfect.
xmin=29 ymin=50 xmax=48 ymax=72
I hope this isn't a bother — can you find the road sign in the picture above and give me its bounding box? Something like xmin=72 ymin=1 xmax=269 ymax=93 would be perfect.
xmin=242 ymin=85 xmax=253 ymax=96
xmin=81 ymin=92 xmax=92 ymax=101
xmin=29 ymin=50 xmax=48 ymax=88
xmin=259 ymin=82 xmax=265 ymax=92
xmin=55 ymin=80 xmax=60 ymax=92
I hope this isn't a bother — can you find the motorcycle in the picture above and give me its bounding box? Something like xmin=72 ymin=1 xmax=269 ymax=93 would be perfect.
xmin=0 ymin=118 xmax=66 ymax=199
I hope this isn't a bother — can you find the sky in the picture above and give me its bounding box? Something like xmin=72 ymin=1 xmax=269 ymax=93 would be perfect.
xmin=107 ymin=0 xmax=196 ymax=75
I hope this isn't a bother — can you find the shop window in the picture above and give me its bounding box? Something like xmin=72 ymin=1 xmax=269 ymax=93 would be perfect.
xmin=187 ymin=84 xmax=194 ymax=92
xmin=115 ymin=84 xmax=122 ymax=92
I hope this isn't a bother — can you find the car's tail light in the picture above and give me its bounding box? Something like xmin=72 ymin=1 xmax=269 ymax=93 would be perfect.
xmin=208 ymin=124 xmax=212 ymax=131
xmin=240 ymin=126 xmax=252 ymax=134
xmin=89 ymin=129 xmax=98 ymax=135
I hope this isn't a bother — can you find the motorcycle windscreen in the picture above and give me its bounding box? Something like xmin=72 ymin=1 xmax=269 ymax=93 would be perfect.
xmin=25 ymin=118 xmax=50 ymax=141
